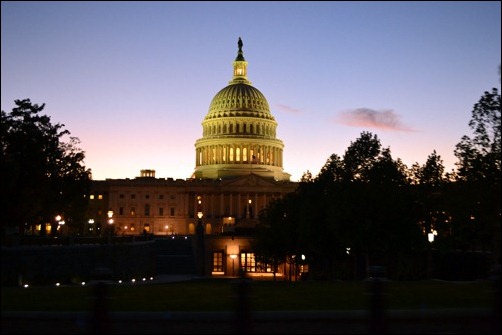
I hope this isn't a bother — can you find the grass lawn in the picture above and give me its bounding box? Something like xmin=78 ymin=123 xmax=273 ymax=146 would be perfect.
xmin=1 ymin=278 xmax=496 ymax=312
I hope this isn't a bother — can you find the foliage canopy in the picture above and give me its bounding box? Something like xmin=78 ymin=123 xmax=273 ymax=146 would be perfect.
xmin=1 ymin=99 xmax=92 ymax=238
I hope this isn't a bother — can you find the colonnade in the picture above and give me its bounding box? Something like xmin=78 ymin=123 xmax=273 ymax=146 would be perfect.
xmin=196 ymin=144 xmax=283 ymax=167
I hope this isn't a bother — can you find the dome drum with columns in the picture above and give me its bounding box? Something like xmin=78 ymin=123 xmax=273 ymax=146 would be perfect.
xmin=193 ymin=38 xmax=291 ymax=181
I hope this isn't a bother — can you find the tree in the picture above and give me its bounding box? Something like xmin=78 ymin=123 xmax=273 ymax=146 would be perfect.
xmin=454 ymin=88 xmax=501 ymax=182
xmin=342 ymin=131 xmax=381 ymax=182
xmin=416 ymin=150 xmax=445 ymax=186
xmin=253 ymin=195 xmax=301 ymax=280
xmin=452 ymin=87 xmax=501 ymax=260
xmin=410 ymin=151 xmax=452 ymax=253
xmin=1 ymin=99 xmax=92 ymax=239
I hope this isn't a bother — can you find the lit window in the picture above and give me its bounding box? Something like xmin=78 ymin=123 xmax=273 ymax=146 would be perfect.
xmin=213 ymin=252 xmax=223 ymax=272
xmin=98 ymin=194 xmax=103 ymax=200
xmin=90 ymin=195 xmax=95 ymax=200
xmin=241 ymin=253 xmax=256 ymax=273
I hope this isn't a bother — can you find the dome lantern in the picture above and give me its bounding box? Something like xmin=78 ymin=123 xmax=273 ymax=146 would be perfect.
xmin=230 ymin=37 xmax=251 ymax=85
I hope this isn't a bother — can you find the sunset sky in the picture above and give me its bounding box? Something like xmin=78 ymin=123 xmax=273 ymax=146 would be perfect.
xmin=2 ymin=1 xmax=500 ymax=182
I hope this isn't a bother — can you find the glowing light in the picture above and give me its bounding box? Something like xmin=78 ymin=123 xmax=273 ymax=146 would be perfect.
xmin=428 ymin=230 xmax=437 ymax=243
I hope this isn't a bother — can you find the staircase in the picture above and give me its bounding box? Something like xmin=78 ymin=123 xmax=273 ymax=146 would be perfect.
xmin=153 ymin=237 xmax=196 ymax=275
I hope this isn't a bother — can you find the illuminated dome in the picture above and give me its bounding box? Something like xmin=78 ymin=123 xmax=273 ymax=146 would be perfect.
xmin=206 ymin=84 xmax=274 ymax=123
xmin=193 ymin=38 xmax=290 ymax=181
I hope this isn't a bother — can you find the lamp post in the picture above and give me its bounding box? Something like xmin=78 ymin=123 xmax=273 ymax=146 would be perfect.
xmin=230 ymin=254 xmax=238 ymax=276
xmin=55 ymin=215 xmax=65 ymax=236
xmin=428 ymin=229 xmax=437 ymax=243
xmin=246 ymin=198 xmax=252 ymax=219
xmin=196 ymin=196 xmax=205 ymax=276
xmin=196 ymin=211 xmax=205 ymax=276
xmin=427 ymin=229 xmax=437 ymax=278
xmin=88 ymin=219 xmax=94 ymax=236
xmin=107 ymin=210 xmax=114 ymax=237
xmin=197 ymin=211 xmax=203 ymax=232
xmin=55 ymin=215 xmax=61 ymax=235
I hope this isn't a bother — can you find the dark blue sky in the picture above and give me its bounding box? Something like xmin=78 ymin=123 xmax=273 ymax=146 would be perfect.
xmin=2 ymin=1 xmax=500 ymax=180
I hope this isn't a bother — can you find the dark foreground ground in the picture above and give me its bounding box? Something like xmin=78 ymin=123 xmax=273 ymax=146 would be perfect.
xmin=1 ymin=308 xmax=498 ymax=334
xmin=2 ymin=275 xmax=500 ymax=334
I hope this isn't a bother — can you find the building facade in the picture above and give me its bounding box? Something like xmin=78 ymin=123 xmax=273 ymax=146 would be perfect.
xmin=87 ymin=38 xmax=298 ymax=278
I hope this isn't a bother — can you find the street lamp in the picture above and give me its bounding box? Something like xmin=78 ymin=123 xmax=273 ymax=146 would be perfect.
xmin=107 ymin=210 xmax=114 ymax=222
xmin=107 ymin=210 xmax=114 ymax=236
xmin=427 ymin=229 xmax=437 ymax=279
xmin=230 ymin=254 xmax=238 ymax=276
xmin=428 ymin=229 xmax=437 ymax=243
xmin=88 ymin=219 xmax=94 ymax=235
xmin=197 ymin=196 xmax=204 ymax=232
xmin=196 ymin=196 xmax=205 ymax=276
xmin=55 ymin=215 xmax=65 ymax=235
xmin=246 ymin=198 xmax=252 ymax=218
xmin=197 ymin=211 xmax=203 ymax=234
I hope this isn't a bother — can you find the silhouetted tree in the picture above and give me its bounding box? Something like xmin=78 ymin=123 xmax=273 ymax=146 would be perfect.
xmin=256 ymin=132 xmax=424 ymax=280
xmin=253 ymin=194 xmax=304 ymax=280
xmin=454 ymin=88 xmax=501 ymax=182
xmin=451 ymin=87 xmax=501 ymax=260
xmin=336 ymin=134 xmax=420 ymax=278
xmin=1 ymin=99 xmax=92 ymax=240
xmin=342 ymin=131 xmax=381 ymax=182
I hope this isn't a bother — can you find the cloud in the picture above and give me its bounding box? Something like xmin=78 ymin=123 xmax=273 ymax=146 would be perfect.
xmin=334 ymin=108 xmax=416 ymax=132
xmin=275 ymin=104 xmax=302 ymax=114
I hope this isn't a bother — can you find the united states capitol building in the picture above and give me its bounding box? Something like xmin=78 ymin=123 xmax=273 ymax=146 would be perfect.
xmin=87 ymin=38 xmax=299 ymax=277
